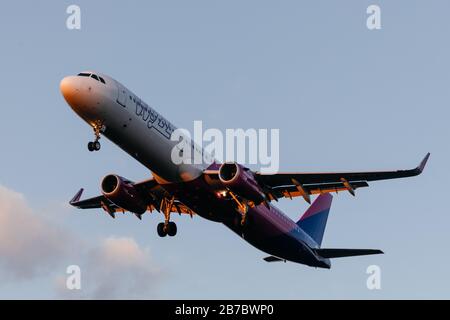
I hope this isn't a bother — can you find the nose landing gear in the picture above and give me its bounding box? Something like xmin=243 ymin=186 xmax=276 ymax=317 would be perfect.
xmin=88 ymin=121 xmax=104 ymax=152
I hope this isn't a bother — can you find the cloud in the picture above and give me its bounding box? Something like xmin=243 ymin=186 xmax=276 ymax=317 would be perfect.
xmin=84 ymin=237 xmax=163 ymax=299
xmin=0 ymin=184 xmax=163 ymax=298
xmin=0 ymin=185 xmax=69 ymax=280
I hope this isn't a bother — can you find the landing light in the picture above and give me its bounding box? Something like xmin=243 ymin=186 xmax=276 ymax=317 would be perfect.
xmin=216 ymin=190 xmax=228 ymax=198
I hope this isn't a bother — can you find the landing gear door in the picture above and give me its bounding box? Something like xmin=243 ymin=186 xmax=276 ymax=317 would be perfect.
xmin=116 ymin=83 xmax=127 ymax=107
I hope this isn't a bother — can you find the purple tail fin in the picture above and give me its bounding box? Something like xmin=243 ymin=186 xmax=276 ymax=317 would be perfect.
xmin=296 ymin=193 xmax=333 ymax=246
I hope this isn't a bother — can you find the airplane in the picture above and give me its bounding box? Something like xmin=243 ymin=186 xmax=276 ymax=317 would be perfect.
xmin=60 ymin=71 xmax=429 ymax=268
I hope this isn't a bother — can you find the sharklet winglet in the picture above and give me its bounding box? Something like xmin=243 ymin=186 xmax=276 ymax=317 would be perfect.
xmin=417 ymin=153 xmax=430 ymax=173
xmin=70 ymin=188 xmax=84 ymax=205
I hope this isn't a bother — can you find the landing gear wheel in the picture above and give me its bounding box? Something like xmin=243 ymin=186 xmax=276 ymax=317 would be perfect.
xmin=87 ymin=142 xmax=95 ymax=152
xmin=94 ymin=141 xmax=101 ymax=151
xmin=157 ymin=223 xmax=167 ymax=237
xmin=167 ymin=222 xmax=177 ymax=237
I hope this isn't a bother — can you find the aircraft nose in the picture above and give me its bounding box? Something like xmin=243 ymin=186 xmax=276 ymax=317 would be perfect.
xmin=60 ymin=76 xmax=80 ymax=106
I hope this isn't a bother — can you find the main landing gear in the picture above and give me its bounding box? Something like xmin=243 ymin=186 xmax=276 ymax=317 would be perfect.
xmin=157 ymin=221 xmax=177 ymax=237
xmin=88 ymin=121 xmax=104 ymax=152
xmin=157 ymin=197 xmax=178 ymax=237
xmin=228 ymin=190 xmax=249 ymax=226
xmin=87 ymin=141 xmax=101 ymax=152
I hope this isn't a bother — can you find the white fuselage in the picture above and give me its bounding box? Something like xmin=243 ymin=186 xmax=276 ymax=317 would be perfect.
xmin=60 ymin=71 xmax=211 ymax=183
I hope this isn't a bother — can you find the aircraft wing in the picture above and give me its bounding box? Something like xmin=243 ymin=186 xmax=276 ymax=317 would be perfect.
xmin=69 ymin=189 xmax=109 ymax=209
xmin=69 ymin=178 xmax=195 ymax=218
xmin=256 ymin=153 xmax=430 ymax=203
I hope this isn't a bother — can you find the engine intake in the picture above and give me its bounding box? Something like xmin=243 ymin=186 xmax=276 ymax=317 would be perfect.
xmin=101 ymin=174 xmax=147 ymax=214
xmin=218 ymin=163 xmax=265 ymax=204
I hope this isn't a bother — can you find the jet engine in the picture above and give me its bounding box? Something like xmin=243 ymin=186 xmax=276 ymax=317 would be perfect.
xmin=218 ymin=162 xmax=265 ymax=204
xmin=101 ymin=174 xmax=148 ymax=214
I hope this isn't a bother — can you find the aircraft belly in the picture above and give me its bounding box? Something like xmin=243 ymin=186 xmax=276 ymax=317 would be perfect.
xmin=162 ymin=176 xmax=318 ymax=264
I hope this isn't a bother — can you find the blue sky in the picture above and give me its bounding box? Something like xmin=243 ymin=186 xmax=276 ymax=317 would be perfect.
xmin=0 ymin=1 xmax=448 ymax=299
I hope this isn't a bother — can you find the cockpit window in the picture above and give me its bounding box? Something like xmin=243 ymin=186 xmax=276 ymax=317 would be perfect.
xmin=77 ymin=73 xmax=106 ymax=84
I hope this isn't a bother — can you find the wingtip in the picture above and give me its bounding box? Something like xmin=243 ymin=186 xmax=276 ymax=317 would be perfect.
xmin=418 ymin=153 xmax=430 ymax=173
xmin=69 ymin=188 xmax=84 ymax=205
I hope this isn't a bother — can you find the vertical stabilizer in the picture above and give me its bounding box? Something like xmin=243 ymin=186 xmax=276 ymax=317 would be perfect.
xmin=296 ymin=193 xmax=333 ymax=246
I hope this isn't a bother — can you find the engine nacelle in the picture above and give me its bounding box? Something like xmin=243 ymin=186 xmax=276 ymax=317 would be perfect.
xmin=101 ymin=174 xmax=147 ymax=214
xmin=218 ymin=162 xmax=265 ymax=204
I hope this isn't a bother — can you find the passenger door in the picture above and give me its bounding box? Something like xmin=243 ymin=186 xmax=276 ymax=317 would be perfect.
xmin=116 ymin=83 xmax=127 ymax=107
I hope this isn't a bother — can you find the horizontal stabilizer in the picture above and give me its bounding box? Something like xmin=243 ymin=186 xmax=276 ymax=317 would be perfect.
xmin=263 ymin=256 xmax=286 ymax=262
xmin=314 ymin=248 xmax=383 ymax=259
